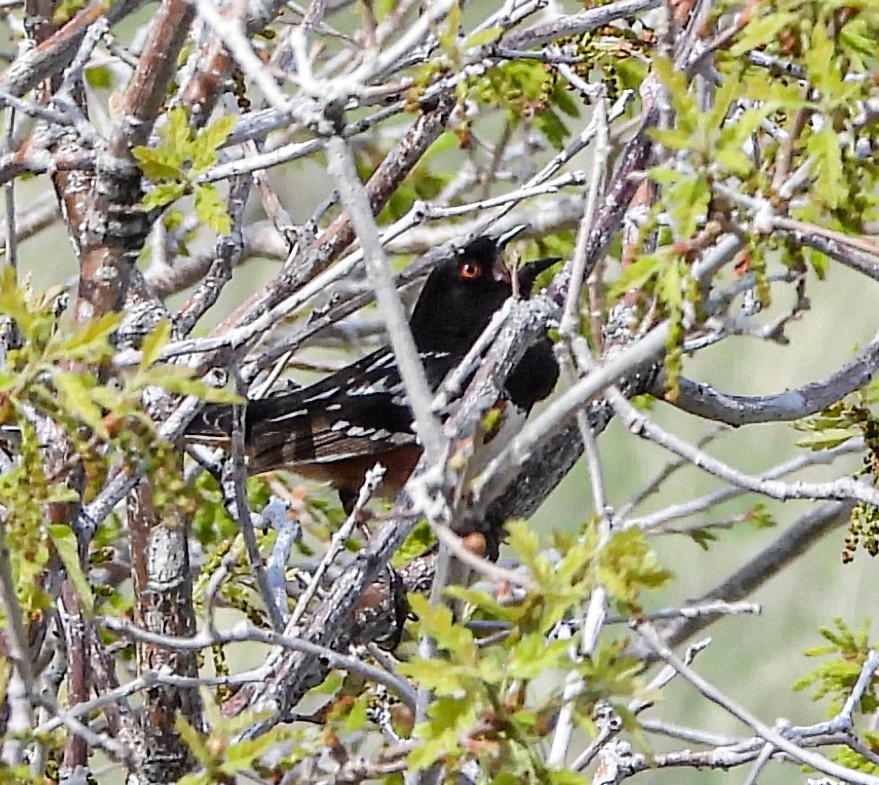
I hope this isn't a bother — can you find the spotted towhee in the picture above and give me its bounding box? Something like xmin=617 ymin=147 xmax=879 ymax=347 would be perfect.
xmin=189 ymin=231 xmax=559 ymax=511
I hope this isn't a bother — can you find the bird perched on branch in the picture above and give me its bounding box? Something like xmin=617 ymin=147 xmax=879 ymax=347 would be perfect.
xmin=188 ymin=229 xmax=559 ymax=512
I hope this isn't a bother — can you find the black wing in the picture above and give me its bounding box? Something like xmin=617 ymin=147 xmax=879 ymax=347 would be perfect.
xmin=188 ymin=347 xmax=456 ymax=473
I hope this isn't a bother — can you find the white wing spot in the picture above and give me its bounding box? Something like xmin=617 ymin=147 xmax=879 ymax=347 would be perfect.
xmin=267 ymin=408 xmax=308 ymax=422
xmin=304 ymin=386 xmax=341 ymax=402
xmin=349 ymin=376 xmax=392 ymax=396
xmin=330 ymin=420 xmax=350 ymax=432
xmin=365 ymin=353 xmax=395 ymax=373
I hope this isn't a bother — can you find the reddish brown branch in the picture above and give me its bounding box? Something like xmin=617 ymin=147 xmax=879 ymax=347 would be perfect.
xmin=178 ymin=0 xmax=288 ymax=124
xmin=59 ymin=582 xmax=89 ymax=770
xmin=76 ymin=0 xmax=196 ymax=322
xmin=128 ymin=480 xmax=203 ymax=781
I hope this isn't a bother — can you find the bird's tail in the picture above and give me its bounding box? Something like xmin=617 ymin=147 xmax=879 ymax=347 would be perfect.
xmin=185 ymin=394 xmax=319 ymax=476
xmin=185 ymin=403 xmax=236 ymax=443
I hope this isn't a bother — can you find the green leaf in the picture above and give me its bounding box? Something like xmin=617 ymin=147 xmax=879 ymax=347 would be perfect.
xmin=508 ymin=634 xmax=569 ymax=679
xmin=650 ymin=166 xmax=685 ymax=185
xmin=143 ymin=181 xmax=187 ymax=211
xmin=533 ymin=108 xmax=569 ymax=150
xmin=306 ymin=671 xmax=343 ymax=696
xmin=407 ymin=593 xmax=476 ymax=662
xmin=804 ymin=247 xmax=828 ymax=279
xmin=729 ymin=12 xmax=796 ymax=57
xmin=742 ymin=72 xmax=804 ymax=107
xmin=342 ymin=694 xmax=369 ymax=733
xmin=392 ymin=520 xmax=435 ymax=568
xmin=443 ymin=585 xmax=517 ymax=622
xmin=666 ymin=176 xmax=709 ymax=239
xmin=463 ymin=26 xmax=503 ymax=48
xmin=599 ymin=528 xmax=673 ymax=608
xmin=140 ymin=365 xmax=241 ymax=403
xmin=140 ymin=318 xmax=172 ymax=370
xmin=807 ymin=127 xmax=845 ymax=209
xmin=650 ymin=128 xmax=695 ymax=151
xmin=607 ymin=253 xmax=663 ymax=299
xmin=54 ymin=374 xmax=107 ymax=437
xmin=408 ymin=726 xmax=458 ymax=771
xmin=223 ymin=732 xmax=286 ymax=773
xmin=438 ymin=1 xmax=461 ymax=56
xmin=805 ymin=22 xmax=843 ymax=100
xmin=46 ymin=484 xmax=80 ymax=504
xmin=48 ymin=524 xmax=94 ymax=617
xmin=841 ymin=17 xmax=875 ymax=60
xmin=177 ymin=773 xmax=211 ymax=785
xmin=653 ymin=57 xmax=697 ymax=134
xmin=373 ymin=0 xmax=395 ymax=21
xmin=132 ymin=147 xmax=183 ymax=180
xmin=721 ymin=104 xmax=775 ymax=150
xmin=87 ymin=384 xmax=126 ymax=413
xmin=410 ymin=697 xmax=476 ymax=770
xmin=0 ymin=265 xmax=36 ymax=329
xmin=746 ymin=503 xmax=776 ymax=529
xmin=657 ymin=257 xmax=684 ymax=310
xmin=166 ymin=107 xmax=194 ymax=159
xmin=192 ymin=116 xmax=236 ymax=173
xmin=85 ymin=64 xmax=113 ymax=89
xmin=549 ymin=771 xmax=592 ymax=785
xmin=717 ymin=147 xmax=754 ymax=177
xmin=399 ymin=659 xmax=471 ymax=696
xmin=175 ymin=714 xmax=212 ymax=766
xmin=551 ymin=81 xmax=580 ymax=118
xmin=51 ymin=312 xmax=118 ymax=362
xmin=195 ymin=184 xmax=232 ymax=235
xmin=164 ymin=210 xmax=184 ymax=232
xmin=506 ymin=520 xmax=541 ymax=573
xmin=706 ymin=75 xmax=740 ymax=138
xmin=795 ymin=428 xmax=856 ymax=450
xmin=689 ymin=528 xmax=718 ymax=551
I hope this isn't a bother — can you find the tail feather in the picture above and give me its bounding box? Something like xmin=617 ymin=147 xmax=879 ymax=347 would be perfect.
xmin=186 ymin=403 xmax=234 ymax=442
xmin=188 ymin=395 xmax=329 ymax=473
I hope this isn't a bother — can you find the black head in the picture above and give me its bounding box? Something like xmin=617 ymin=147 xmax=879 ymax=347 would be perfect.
xmin=409 ymin=230 xmax=557 ymax=354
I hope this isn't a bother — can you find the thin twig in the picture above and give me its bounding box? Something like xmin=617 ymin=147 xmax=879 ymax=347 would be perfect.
xmin=635 ymin=621 xmax=879 ymax=785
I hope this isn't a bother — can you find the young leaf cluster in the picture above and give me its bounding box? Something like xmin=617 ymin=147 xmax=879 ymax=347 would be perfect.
xmin=469 ymin=60 xmax=581 ymax=151
xmin=796 ymin=394 xmax=879 ymax=561
xmin=793 ymin=618 xmax=879 ymax=771
xmin=132 ymin=107 xmax=236 ymax=235
xmin=175 ymin=712 xmax=324 ymax=785
xmin=390 ymin=521 xmax=669 ymax=781
xmin=603 ymin=2 xmax=879 ymax=397
xmin=0 ymin=272 xmax=239 ymax=616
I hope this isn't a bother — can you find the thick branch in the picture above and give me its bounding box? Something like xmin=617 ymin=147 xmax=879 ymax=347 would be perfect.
xmin=653 ymin=501 xmax=852 ymax=652
xmin=670 ymin=326 xmax=879 ymax=425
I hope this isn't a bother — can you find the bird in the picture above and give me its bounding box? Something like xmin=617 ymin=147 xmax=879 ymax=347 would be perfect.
xmin=188 ymin=230 xmax=560 ymax=512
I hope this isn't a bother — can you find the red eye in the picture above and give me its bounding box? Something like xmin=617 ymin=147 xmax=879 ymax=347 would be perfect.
xmin=459 ymin=262 xmax=481 ymax=280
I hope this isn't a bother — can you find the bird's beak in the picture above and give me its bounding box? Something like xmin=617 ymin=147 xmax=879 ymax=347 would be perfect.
xmin=516 ymin=256 xmax=560 ymax=296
